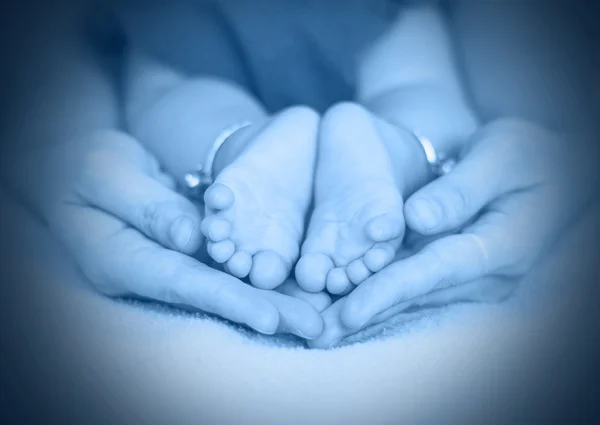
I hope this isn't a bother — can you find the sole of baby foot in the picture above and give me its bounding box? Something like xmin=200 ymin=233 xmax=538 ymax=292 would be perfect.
xmin=295 ymin=103 xmax=404 ymax=293
xmin=202 ymin=106 xmax=319 ymax=289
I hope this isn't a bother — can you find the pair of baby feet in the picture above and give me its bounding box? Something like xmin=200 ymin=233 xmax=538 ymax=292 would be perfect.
xmin=201 ymin=103 xmax=405 ymax=296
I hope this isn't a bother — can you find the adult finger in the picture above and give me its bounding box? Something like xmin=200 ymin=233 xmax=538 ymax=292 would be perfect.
xmin=405 ymin=129 xmax=530 ymax=235
xmin=70 ymin=206 xmax=324 ymax=337
xmin=309 ymin=275 xmax=516 ymax=349
xmin=260 ymin=288 xmax=324 ymax=339
xmin=306 ymin=298 xmax=348 ymax=349
xmin=340 ymin=206 xmax=520 ymax=329
xmin=77 ymin=148 xmax=203 ymax=254
xmin=363 ymin=275 xmax=517 ymax=326
xmin=308 ymin=297 xmax=428 ymax=350
xmin=276 ymin=280 xmax=332 ymax=312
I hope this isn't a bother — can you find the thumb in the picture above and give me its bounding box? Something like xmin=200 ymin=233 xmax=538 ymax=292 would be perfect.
xmin=77 ymin=145 xmax=203 ymax=253
xmin=404 ymin=138 xmax=516 ymax=235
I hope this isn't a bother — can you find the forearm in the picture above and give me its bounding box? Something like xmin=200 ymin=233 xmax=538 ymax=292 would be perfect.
xmin=126 ymin=49 xmax=268 ymax=181
xmin=358 ymin=5 xmax=478 ymax=157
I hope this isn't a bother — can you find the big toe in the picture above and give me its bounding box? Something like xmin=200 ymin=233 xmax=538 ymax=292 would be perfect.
xmin=204 ymin=183 xmax=235 ymax=210
xmin=295 ymin=253 xmax=334 ymax=293
xmin=365 ymin=213 xmax=404 ymax=242
xmin=249 ymin=250 xmax=290 ymax=289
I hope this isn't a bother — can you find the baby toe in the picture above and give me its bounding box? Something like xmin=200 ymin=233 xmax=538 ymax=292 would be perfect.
xmin=365 ymin=213 xmax=404 ymax=242
xmin=227 ymin=250 xmax=252 ymax=278
xmin=364 ymin=242 xmax=395 ymax=273
xmin=346 ymin=258 xmax=372 ymax=285
xmin=204 ymin=182 xmax=235 ymax=210
xmin=250 ymin=250 xmax=289 ymax=289
xmin=326 ymin=267 xmax=354 ymax=295
xmin=201 ymin=216 xmax=232 ymax=242
xmin=294 ymin=253 xmax=334 ymax=293
xmin=207 ymin=239 xmax=236 ymax=263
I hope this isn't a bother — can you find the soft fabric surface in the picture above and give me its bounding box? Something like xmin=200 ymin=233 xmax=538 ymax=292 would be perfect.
xmin=2 ymin=187 xmax=599 ymax=424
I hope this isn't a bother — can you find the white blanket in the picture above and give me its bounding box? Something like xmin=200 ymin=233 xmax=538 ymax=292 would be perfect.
xmin=2 ymin=189 xmax=599 ymax=425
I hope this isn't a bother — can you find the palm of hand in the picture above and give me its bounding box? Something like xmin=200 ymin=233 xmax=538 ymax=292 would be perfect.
xmin=308 ymin=118 xmax=597 ymax=348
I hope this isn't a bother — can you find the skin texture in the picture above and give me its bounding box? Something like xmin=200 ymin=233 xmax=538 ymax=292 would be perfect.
xmin=5 ymin=2 xmax=596 ymax=350
xmin=4 ymin=186 xmax=599 ymax=423
xmin=202 ymin=107 xmax=319 ymax=290
xmin=16 ymin=129 xmax=325 ymax=340
xmin=310 ymin=118 xmax=598 ymax=348
xmin=296 ymin=103 xmax=405 ymax=294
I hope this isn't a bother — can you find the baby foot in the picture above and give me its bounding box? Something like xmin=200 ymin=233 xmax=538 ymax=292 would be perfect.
xmin=201 ymin=107 xmax=318 ymax=289
xmin=295 ymin=103 xmax=404 ymax=294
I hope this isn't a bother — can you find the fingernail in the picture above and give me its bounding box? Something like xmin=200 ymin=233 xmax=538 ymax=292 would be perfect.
xmin=409 ymin=199 xmax=440 ymax=230
xmin=327 ymin=339 xmax=341 ymax=350
xmin=170 ymin=216 xmax=195 ymax=250
xmin=253 ymin=325 xmax=276 ymax=335
xmin=275 ymin=322 xmax=316 ymax=339
xmin=294 ymin=329 xmax=316 ymax=340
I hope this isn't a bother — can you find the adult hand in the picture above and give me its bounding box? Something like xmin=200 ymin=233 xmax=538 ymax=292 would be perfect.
xmin=26 ymin=129 xmax=324 ymax=339
xmin=313 ymin=118 xmax=598 ymax=346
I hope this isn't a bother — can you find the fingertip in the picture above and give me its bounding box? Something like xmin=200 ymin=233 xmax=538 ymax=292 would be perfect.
xmin=340 ymin=295 xmax=369 ymax=330
xmin=250 ymin=302 xmax=280 ymax=335
xmin=204 ymin=183 xmax=234 ymax=210
xmin=170 ymin=215 xmax=202 ymax=253
xmin=276 ymin=280 xmax=333 ymax=313
xmin=307 ymin=299 xmax=346 ymax=349
xmin=284 ymin=305 xmax=325 ymax=340
xmin=310 ymin=292 xmax=333 ymax=313
xmin=304 ymin=310 xmax=325 ymax=340
xmin=404 ymin=197 xmax=441 ymax=234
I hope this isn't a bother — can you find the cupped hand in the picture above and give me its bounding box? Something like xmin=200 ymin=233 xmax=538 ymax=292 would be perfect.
xmin=29 ymin=129 xmax=324 ymax=339
xmin=310 ymin=118 xmax=598 ymax=347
